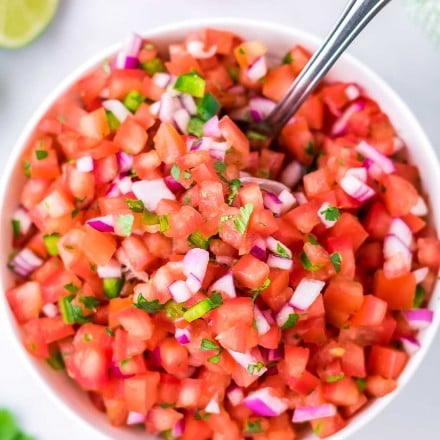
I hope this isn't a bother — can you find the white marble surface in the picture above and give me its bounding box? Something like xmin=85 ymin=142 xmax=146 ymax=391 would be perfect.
xmin=0 ymin=0 xmax=439 ymax=439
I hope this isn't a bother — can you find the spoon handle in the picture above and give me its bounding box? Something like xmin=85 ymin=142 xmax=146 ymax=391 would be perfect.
xmin=266 ymin=0 xmax=392 ymax=133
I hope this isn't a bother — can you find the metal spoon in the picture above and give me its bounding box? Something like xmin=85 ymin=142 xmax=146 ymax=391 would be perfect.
xmin=257 ymin=0 xmax=392 ymax=137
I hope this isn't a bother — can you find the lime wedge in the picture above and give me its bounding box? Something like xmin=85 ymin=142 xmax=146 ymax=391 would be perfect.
xmin=0 ymin=0 xmax=59 ymax=49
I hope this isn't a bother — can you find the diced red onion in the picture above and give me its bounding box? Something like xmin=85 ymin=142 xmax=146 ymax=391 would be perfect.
xmin=114 ymin=52 xmax=139 ymax=69
xmin=203 ymin=115 xmax=221 ymax=137
xmin=278 ymin=190 xmax=297 ymax=214
xmin=364 ymin=158 xmax=383 ymax=180
xmin=174 ymin=108 xmax=190 ymax=134
xmin=216 ymin=255 xmax=234 ymax=266
xmin=42 ymin=303 xmax=59 ymax=318
xmin=400 ymin=335 xmax=420 ymax=355
xmin=294 ymin=191 xmax=308 ymax=205
xmin=169 ymin=280 xmax=193 ymax=303
xmin=186 ymin=40 xmax=217 ymax=59
xmin=152 ymin=72 xmax=171 ymax=89
xmin=383 ymin=251 xmax=412 ymax=279
xmin=76 ymin=155 xmax=94 ymax=173
xmin=164 ymin=175 xmax=185 ymax=194
xmin=280 ymin=160 xmax=303 ymax=188
xmin=317 ymin=201 xmax=338 ymax=228
xmin=340 ymin=174 xmax=375 ymax=202
xmin=205 ymin=395 xmax=221 ymax=414
xmin=183 ymin=248 xmax=209 ymax=288
xmin=266 ymin=237 xmax=292 ymax=258
xmin=180 ymin=94 xmax=197 ymax=115
xmin=249 ymin=97 xmax=276 ymax=120
xmin=210 ymin=149 xmax=225 ymax=161
xmin=267 ymin=254 xmax=293 ymax=271
xmin=249 ymin=108 xmax=263 ymax=123
xmin=331 ymin=100 xmax=365 ymax=136
xmin=106 ymin=183 xmax=121 ymax=198
xmin=345 ymin=84 xmax=361 ymax=101
xmin=289 ymin=278 xmax=325 ymax=310
xmin=389 ymin=218 xmax=414 ymax=249
xmin=239 ymin=176 xmax=289 ymax=195
xmin=9 ymin=248 xmax=43 ymax=277
xmin=250 ymin=244 xmax=267 ymax=262
xmin=209 ymin=271 xmax=236 ymax=298
xmin=412 ymin=267 xmax=429 ymax=284
xmin=356 ymin=140 xmax=396 ymax=174
xmin=246 ymin=56 xmax=268 ymax=81
xmin=263 ymin=191 xmax=282 ymax=215
xmin=12 ymin=208 xmax=32 ymax=236
xmin=185 ymin=273 xmax=202 ymax=294
xmin=149 ymin=101 xmax=160 ymax=116
xmin=116 ymin=151 xmax=133 ymax=173
xmin=122 ymin=33 xmax=143 ymax=56
xmin=86 ymin=215 xmax=114 ymax=233
xmin=226 ymin=385 xmax=244 ymax=406
xmin=410 ymin=196 xmax=428 ymax=217
xmin=227 ymin=349 xmax=267 ymax=376
xmin=267 ymin=348 xmax=283 ymax=362
xmin=345 ymin=167 xmax=367 ymax=183
xmin=276 ymin=303 xmax=296 ymax=328
xmin=102 ymin=99 xmax=131 ymax=122
xmin=126 ymin=411 xmax=146 ymax=425
xmin=159 ymin=92 xmax=181 ymax=123
xmin=172 ymin=419 xmax=185 ymax=438
xmin=292 ymin=404 xmax=337 ymax=423
xmin=244 ymin=387 xmax=289 ymax=417
xmin=175 ymin=327 xmax=191 ymax=345
xmin=97 ymin=259 xmax=122 ymax=279
xmin=132 ymin=179 xmax=176 ymax=211
xmin=254 ymin=305 xmax=271 ymax=335
xmin=403 ymin=309 xmax=434 ymax=330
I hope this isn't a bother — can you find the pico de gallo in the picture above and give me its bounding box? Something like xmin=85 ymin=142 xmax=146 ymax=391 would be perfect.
xmin=6 ymin=28 xmax=440 ymax=439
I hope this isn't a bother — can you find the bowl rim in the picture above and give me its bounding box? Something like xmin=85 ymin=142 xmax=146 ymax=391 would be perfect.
xmin=0 ymin=16 xmax=439 ymax=440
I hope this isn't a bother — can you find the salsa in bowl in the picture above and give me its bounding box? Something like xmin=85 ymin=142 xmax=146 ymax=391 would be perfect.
xmin=1 ymin=18 xmax=439 ymax=440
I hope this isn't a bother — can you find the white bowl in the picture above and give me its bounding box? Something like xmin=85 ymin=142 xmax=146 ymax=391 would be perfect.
xmin=0 ymin=17 xmax=439 ymax=440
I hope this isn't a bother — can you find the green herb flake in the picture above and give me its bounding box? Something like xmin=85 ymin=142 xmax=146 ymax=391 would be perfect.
xmin=43 ymin=233 xmax=60 ymax=256
xmin=194 ymin=409 xmax=211 ymax=421
xmin=228 ymin=179 xmax=241 ymax=205
xmin=23 ymin=161 xmax=31 ymax=177
xmin=35 ymin=150 xmax=48 ymax=160
xmin=71 ymin=207 xmax=80 ymax=218
xmin=83 ymin=333 xmax=92 ymax=343
xmin=413 ymin=284 xmax=426 ymax=308
xmin=142 ymin=209 xmax=160 ymax=226
xmin=281 ymin=313 xmax=300 ymax=330
xmin=320 ymin=205 xmax=340 ymax=222
xmin=116 ymin=214 xmax=134 ymax=237
xmin=126 ymin=199 xmax=144 ymax=213
xmin=313 ymin=422 xmax=323 ymax=436
xmin=275 ymin=242 xmax=290 ymax=258
xmin=184 ymin=170 xmax=192 ymax=179
xmin=123 ymin=90 xmax=144 ymax=112
xmin=11 ymin=219 xmax=20 ymax=238
xmin=187 ymin=116 xmax=205 ymax=137
xmin=159 ymin=214 xmax=170 ymax=233
xmin=330 ymin=252 xmax=342 ymax=274
xmin=300 ymin=251 xmax=322 ymax=272
xmin=307 ymin=234 xmax=319 ymax=245
xmin=250 ymin=278 xmax=271 ymax=302
xmin=326 ymin=374 xmax=345 ymax=383
xmin=214 ymin=161 xmax=227 ymax=178
xmin=305 ymin=140 xmax=315 ymax=156
xmin=0 ymin=409 xmax=35 ymax=440
xmin=46 ymin=350 xmax=66 ymax=370
xmin=106 ymin=327 xmax=115 ymax=337
xmin=208 ymin=352 xmax=222 ymax=364
xmin=188 ymin=230 xmax=210 ymax=250
xmin=79 ymin=296 xmax=100 ymax=312
xmin=238 ymin=47 xmax=246 ymax=55
xmin=64 ymin=283 xmax=80 ymax=294
xmin=234 ymin=203 xmax=254 ymax=234
xmin=247 ymin=130 xmax=267 ymax=141
xmin=170 ymin=163 xmax=181 ymax=181
xmin=243 ymin=418 xmax=264 ymax=434
xmin=355 ymin=377 xmax=367 ymax=393
xmin=59 ymin=294 xmax=91 ymax=325
xmin=282 ymin=52 xmax=293 ymax=64
xmin=141 ymin=57 xmax=166 ymax=76
xmin=106 ymin=111 xmax=120 ymax=131
xmin=209 ymin=291 xmax=223 ymax=308
xmin=247 ymin=361 xmax=265 ymax=375
xmin=200 ymin=338 xmax=219 ymax=351
xmin=164 ymin=300 xmax=186 ymax=321
xmin=120 ymin=358 xmax=132 ymax=368
xmin=135 ymin=294 xmax=165 ymax=314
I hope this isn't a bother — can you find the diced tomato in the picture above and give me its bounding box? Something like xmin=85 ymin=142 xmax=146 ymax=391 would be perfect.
xmin=176 ymin=378 xmax=203 ymax=408
xmin=153 ymin=122 xmax=186 ymax=165
xmin=113 ymin=117 xmax=148 ymax=155
xmin=351 ymin=295 xmax=387 ymax=326
xmin=124 ymin=372 xmax=160 ymax=413
xmin=158 ymin=337 xmax=189 ymax=374
xmin=80 ymin=227 xmax=117 ymax=266
xmin=323 ymin=376 xmax=360 ymax=406
xmin=146 ymin=406 xmax=183 ymax=433
xmin=417 ymin=237 xmax=440 ymax=269
xmin=279 ymin=116 xmax=315 ymax=165
xmin=79 ymin=108 xmax=110 ymax=140
xmin=232 ymin=254 xmax=269 ymax=290
xmin=374 ymin=270 xmax=415 ymax=310
xmin=262 ymin=65 xmax=295 ymax=102
xmin=365 ymin=375 xmax=397 ymax=397
xmin=380 ymin=174 xmax=419 ymax=217
xmin=368 ymin=346 xmax=408 ymax=379
xmin=113 ymin=307 xmax=154 ymax=341
xmin=7 ymin=282 xmax=42 ymax=323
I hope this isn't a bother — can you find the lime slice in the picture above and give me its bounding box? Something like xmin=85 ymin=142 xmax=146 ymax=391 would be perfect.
xmin=0 ymin=0 xmax=59 ymax=49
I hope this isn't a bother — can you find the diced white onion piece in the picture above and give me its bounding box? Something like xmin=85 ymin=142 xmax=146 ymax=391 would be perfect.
xmin=317 ymin=201 xmax=338 ymax=228
xmin=400 ymin=335 xmax=420 ymax=355
xmin=410 ymin=196 xmax=428 ymax=217
xmin=345 ymin=167 xmax=367 ymax=182
xmin=247 ymin=56 xmax=268 ymax=81
xmin=267 ymin=254 xmax=293 ymax=271
xmin=244 ymin=387 xmax=289 ymax=417
xmin=186 ymin=40 xmax=217 ymax=59
xmin=278 ymin=189 xmax=297 ymax=214
xmin=97 ymin=259 xmax=122 ymax=279
xmin=180 ymin=94 xmax=197 ymax=115
xmin=76 ymin=155 xmax=94 ymax=173
xmin=280 ymin=160 xmax=303 ymax=188
xmin=209 ymin=271 xmax=236 ymax=298
xmin=289 ymin=278 xmax=325 ymax=310
xmin=169 ymin=280 xmax=193 ymax=303
xmin=389 ymin=218 xmax=414 ymax=249
xmin=345 ymin=84 xmax=361 ymax=100
xmin=356 ymin=140 xmax=396 ymax=174
xmin=132 ymin=179 xmax=176 ymax=211
xmin=227 ymin=349 xmax=267 ymax=376
xmin=102 ymin=99 xmax=131 ymax=122
xmin=174 ymin=108 xmax=190 ymax=134
xmin=205 ymin=395 xmax=221 ymax=414
xmin=12 ymin=208 xmax=32 ymax=236
xmin=254 ymin=305 xmax=271 ymax=336
xmin=340 ymin=174 xmax=375 ymax=202
xmin=292 ymin=404 xmax=337 ymax=423
xmin=152 ymin=72 xmax=171 ymax=88
xmin=266 ymin=237 xmax=292 ymax=259
xmin=42 ymin=303 xmax=59 ymax=318
xmin=412 ymin=267 xmax=429 ymax=284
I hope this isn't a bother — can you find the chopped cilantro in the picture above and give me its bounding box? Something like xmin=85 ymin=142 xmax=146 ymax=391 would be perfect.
xmin=330 ymin=252 xmax=342 ymax=273
xmin=79 ymin=296 xmax=100 ymax=312
xmin=120 ymin=358 xmax=132 ymax=368
xmin=46 ymin=350 xmax=65 ymax=370
xmin=134 ymin=295 xmax=165 ymax=314
xmin=184 ymin=170 xmax=192 ymax=179
xmin=71 ymin=207 xmax=80 ymax=218
xmin=313 ymin=421 xmax=323 ymax=435
xmin=243 ymin=419 xmax=264 ymax=434
xmin=106 ymin=327 xmax=115 ymax=337
xmin=413 ymin=284 xmax=425 ymax=308
xmin=11 ymin=219 xmax=20 ymax=238
xmin=234 ymin=203 xmax=254 ymax=234
xmin=188 ymin=230 xmax=210 ymax=250
xmin=123 ymin=90 xmax=144 ymax=112
xmin=187 ymin=116 xmax=205 ymax=137
xmin=59 ymin=294 xmax=91 ymax=325
xmin=64 ymin=283 xmax=79 ymax=294
xmin=307 ymin=234 xmax=319 ymax=245
xmin=355 ymin=377 xmax=367 ymax=393
xmin=326 ymin=374 xmax=345 ymax=383
xmin=282 ymin=52 xmax=293 ymax=64
xmin=43 ymin=233 xmax=60 ymax=256
xmin=83 ymin=333 xmax=92 ymax=342
xmin=305 ymin=140 xmax=315 ymax=155
xmin=247 ymin=130 xmax=267 ymax=141
xmin=200 ymin=338 xmax=219 ymax=351
xmin=214 ymin=161 xmax=227 ymax=180
xmin=141 ymin=57 xmax=166 ymax=76
xmin=23 ymin=161 xmax=31 ymax=177
xmin=170 ymin=163 xmax=181 ymax=181
xmin=247 ymin=361 xmax=265 ymax=375
xmin=274 ymin=242 xmax=290 ymax=258
xmin=208 ymin=352 xmax=222 ymax=364
xmin=0 ymin=409 xmax=35 ymax=440
xmin=281 ymin=313 xmax=300 ymax=330
xmin=35 ymin=150 xmax=48 ymax=160
xmin=159 ymin=214 xmax=170 ymax=233
xmin=228 ymin=179 xmax=241 ymax=205
xmin=238 ymin=47 xmax=246 ymax=55
xmin=116 ymin=214 xmax=134 ymax=237
xmin=106 ymin=110 xmax=120 ymax=131
xmin=126 ymin=199 xmax=144 ymax=213
xmin=320 ymin=205 xmax=340 ymax=222
xmin=250 ymin=278 xmax=271 ymax=301
xmin=300 ymin=251 xmax=322 ymax=272
xmin=194 ymin=409 xmax=211 ymax=420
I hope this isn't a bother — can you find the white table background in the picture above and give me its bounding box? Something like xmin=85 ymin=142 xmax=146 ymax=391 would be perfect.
xmin=1 ymin=0 xmax=439 ymax=438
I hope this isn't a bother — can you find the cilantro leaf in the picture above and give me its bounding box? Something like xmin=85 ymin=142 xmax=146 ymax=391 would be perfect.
xmin=159 ymin=214 xmax=170 ymax=233
xmin=200 ymin=338 xmax=220 ymax=351
xmin=228 ymin=179 xmax=241 ymax=205
xmin=106 ymin=327 xmax=115 ymax=337
xmin=188 ymin=230 xmax=210 ymax=250
xmin=326 ymin=374 xmax=345 ymax=383
xmin=300 ymin=251 xmax=322 ymax=272
xmin=307 ymin=234 xmax=319 ymax=245
xmin=243 ymin=419 xmax=264 ymax=434
xmin=59 ymin=294 xmax=91 ymax=325
xmin=247 ymin=361 xmax=265 ymax=375
xmin=170 ymin=163 xmax=181 ymax=181
xmin=234 ymin=203 xmax=254 ymax=234
xmin=250 ymin=278 xmax=271 ymax=302
xmin=64 ymin=283 xmax=79 ymax=294
xmin=214 ymin=161 xmax=227 ymax=182
xmin=413 ymin=284 xmax=425 ymax=308
xmin=313 ymin=421 xmax=323 ymax=435
xmin=46 ymin=350 xmax=65 ymax=370
xmin=281 ymin=313 xmax=300 ymax=330
xmin=274 ymin=242 xmax=290 ymax=258
xmin=305 ymin=140 xmax=315 ymax=156
xmin=282 ymin=52 xmax=293 ymax=64
xmin=134 ymin=295 xmax=165 ymax=314
xmin=356 ymin=377 xmax=367 ymax=393
xmin=116 ymin=214 xmax=134 ymax=237
xmin=79 ymin=296 xmax=100 ymax=312
xmin=208 ymin=352 xmax=222 ymax=364
xmin=35 ymin=150 xmax=48 ymax=160
xmin=11 ymin=219 xmax=20 ymax=238
xmin=330 ymin=252 xmax=342 ymax=273
xmin=126 ymin=199 xmax=144 ymax=213
xmin=320 ymin=205 xmax=340 ymax=222
xmin=209 ymin=291 xmax=224 ymax=308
